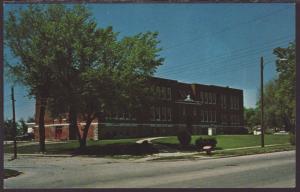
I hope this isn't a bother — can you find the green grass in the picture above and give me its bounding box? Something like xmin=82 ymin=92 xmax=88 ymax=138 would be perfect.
xmin=151 ymin=144 xmax=295 ymax=161
xmin=4 ymin=138 xmax=139 ymax=155
xmin=213 ymin=144 xmax=295 ymax=156
xmin=153 ymin=135 xmax=290 ymax=150
xmin=4 ymin=169 xmax=22 ymax=179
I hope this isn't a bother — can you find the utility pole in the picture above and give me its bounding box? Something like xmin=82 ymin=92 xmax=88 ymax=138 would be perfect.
xmin=260 ymin=57 xmax=264 ymax=148
xmin=11 ymin=87 xmax=17 ymax=159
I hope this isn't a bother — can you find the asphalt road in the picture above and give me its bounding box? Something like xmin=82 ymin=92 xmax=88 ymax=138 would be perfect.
xmin=4 ymin=150 xmax=295 ymax=188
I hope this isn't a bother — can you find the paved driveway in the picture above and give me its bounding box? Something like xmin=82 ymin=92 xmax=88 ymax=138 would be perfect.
xmin=4 ymin=150 xmax=295 ymax=188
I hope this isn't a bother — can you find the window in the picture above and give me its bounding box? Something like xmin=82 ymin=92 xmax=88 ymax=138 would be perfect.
xmin=193 ymin=107 xmax=197 ymax=117
xmin=213 ymin=93 xmax=216 ymax=104
xmin=223 ymin=95 xmax=227 ymax=109
xmin=161 ymin=105 xmax=166 ymax=121
xmin=161 ymin=87 xmax=166 ymax=99
xmin=209 ymin=93 xmax=212 ymax=104
xmin=150 ymin=106 xmax=155 ymax=121
xmin=201 ymin=110 xmax=204 ymax=122
xmin=182 ymin=105 xmax=186 ymax=116
xmin=155 ymin=106 xmax=160 ymax=121
xmin=200 ymin=92 xmax=203 ymax=103
xmin=167 ymin=107 xmax=172 ymax=121
xmin=205 ymin=111 xmax=208 ymax=122
xmin=156 ymin=86 xmax=161 ymax=98
xmin=236 ymin=97 xmax=239 ymax=109
xmin=204 ymin=92 xmax=208 ymax=104
xmin=213 ymin=111 xmax=216 ymax=122
xmin=167 ymin=87 xmax=171 ymax=100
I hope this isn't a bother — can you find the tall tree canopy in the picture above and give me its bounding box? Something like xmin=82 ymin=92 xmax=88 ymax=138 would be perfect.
xmin=5 ymin=4 xmax=164 ymax=149
xmin=255 ymin=42 xmax=295 ymax=132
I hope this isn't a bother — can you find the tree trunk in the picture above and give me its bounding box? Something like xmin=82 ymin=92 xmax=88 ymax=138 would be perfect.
xmin=69 ymin=105 xmax=78 ymax=140
xmin=39 ymin=98 xmax=47 ymax=153
xmin=79 ymin=118 xmax=93 ymax=149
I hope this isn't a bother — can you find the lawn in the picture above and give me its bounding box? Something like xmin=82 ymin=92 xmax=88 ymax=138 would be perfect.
xmin=153 ymin=135 xmax=290 ymax=150
xmin=4 ymin=138 xmax=141 ymax=155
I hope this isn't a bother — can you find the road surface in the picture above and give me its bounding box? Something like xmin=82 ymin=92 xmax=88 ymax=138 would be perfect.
xmin=4 ymin=150 xmax=295 ymax=188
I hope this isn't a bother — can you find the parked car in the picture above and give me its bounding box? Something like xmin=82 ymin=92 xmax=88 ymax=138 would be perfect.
xmin=16 ymin=133 xmax=34 ymax=141
xmin=274 ymin=130 xmax=289 ymax=135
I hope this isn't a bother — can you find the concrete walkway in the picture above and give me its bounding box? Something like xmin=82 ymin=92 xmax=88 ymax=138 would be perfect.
xmin=136 ymin=137 xmax=166 ymax=144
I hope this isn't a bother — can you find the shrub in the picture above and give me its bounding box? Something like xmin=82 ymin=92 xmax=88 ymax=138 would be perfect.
xmin=195 ymin=137 xmax=217 ymax=150
xmin=289 ymin=133 xmax=295 ymax=145
xmin=177 ymin=130 xmax=191 ymax=146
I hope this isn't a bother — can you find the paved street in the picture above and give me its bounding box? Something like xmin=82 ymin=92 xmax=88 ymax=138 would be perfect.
xmin=4 ymin=150 xmax=295 ymax=188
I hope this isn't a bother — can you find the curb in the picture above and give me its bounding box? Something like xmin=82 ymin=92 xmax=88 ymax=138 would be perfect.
xmin=5 ymin=153 xmax=73 ymax=158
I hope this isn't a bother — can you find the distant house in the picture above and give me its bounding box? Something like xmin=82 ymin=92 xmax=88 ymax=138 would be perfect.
xmin=32 ymin=77 xmax=244 ymax=140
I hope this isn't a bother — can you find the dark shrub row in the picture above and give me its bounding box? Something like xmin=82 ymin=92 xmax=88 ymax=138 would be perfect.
xmin=195 ymin=137 xmax=217 ymax=150
xmin=74 ymin=142 xmax=159 ymax=156
xmin=177 ymin=130 xmax=191 ymax=146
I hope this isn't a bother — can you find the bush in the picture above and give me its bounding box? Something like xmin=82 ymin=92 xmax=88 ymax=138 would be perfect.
xmin=177 ymin=130 xmax=191 ymax=146
xmin=289 ymin=133 xmax=295 ymax=145
xmin=195 ymin=137 xmax=217 ymax=150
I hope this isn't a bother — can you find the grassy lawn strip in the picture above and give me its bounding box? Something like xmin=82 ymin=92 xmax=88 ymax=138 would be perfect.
xmin=4 ymin=138 xmax=142 ymax=155
xmin=153 ymin=135 xmax=290 ymax=150
xmin=213 ymin=144 xmax=295 ymax=157
xmin=4 ymin=169 xmax=22 ymax=179
xmin=151 ymin=144 xmax=295 ymax=161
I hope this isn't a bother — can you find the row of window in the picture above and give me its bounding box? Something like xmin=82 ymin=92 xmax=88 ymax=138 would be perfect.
xmin=230 ymin=95 xmax=240 ymax=110
xmin=197 ymin=92 xmax=217 ymax=104
xmin=150 ymin=105 xmax=172 ymax=121
xmin=151 ymin=86 xmax=172 ymax=100
xmin=105 ymin=110 xmax=136 ymax=120
xmin=221 ymin=94 xmax=240 ymax=110
xmin=221 ymin=114 xmax=240 ymax=124
xmin=196 ymin=110 xmax=217 ymax=123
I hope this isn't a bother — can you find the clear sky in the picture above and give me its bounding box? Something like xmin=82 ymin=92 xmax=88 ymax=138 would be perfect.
xmin=3 ymin=3 xmax=295 ymax=121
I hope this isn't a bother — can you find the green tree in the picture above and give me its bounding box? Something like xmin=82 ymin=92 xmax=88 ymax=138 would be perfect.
xmin=273 ymin=42 xmax=295 ymax=132
xmin=5 ymin=5 xmax=58 ymax=152
xmin=74 ymin=31 xmax=164 ymax=148
xmin=244 ymin=107 xmax=259 ymax=131
xmin=18 ymin=118 xmax=28 ymax=135
xmin=4 ymin=119 xmax=18 ymax=140
xmin=256 ymin=42 xmax=295 ymax=132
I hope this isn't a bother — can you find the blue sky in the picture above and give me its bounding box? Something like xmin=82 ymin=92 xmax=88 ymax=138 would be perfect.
xmin=3 ymin=3 xmax=295 ymax=121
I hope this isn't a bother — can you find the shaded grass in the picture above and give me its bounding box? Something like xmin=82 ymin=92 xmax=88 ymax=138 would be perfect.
xmin=4 ymin=169 xmax=22 ymax=179
xmin=4 ymin=138 xmax=140 ymax=155
xmin=153 ymin=135 xmax=290 ymax=150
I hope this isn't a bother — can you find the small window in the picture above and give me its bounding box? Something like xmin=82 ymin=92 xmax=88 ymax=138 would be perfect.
xmin=161 ymin=87 xmax=166 ymax=99
xmin=200 ymin=92 xmax=203 ymax=103
xmin=167 ymin=88 xmax=171 ymax=100
xmin=167 ymin=107 xmax=172 ymax=121
xmin=155 ymin=106 xmax=160 ymax=121
xmin=156 ymin=86 xmax=161 ymax=98
xmin=213 ymin=93 xmax=216 ymax=104
xmin=193 ymin=107 xmax=197 ymax=117
xmin=161 ymin=105 xmax=166 ymax=121
xmin=182 ymin=105 xmax=186 ymax=116
xmin=150 ymin=106 xmax=155 ymax=121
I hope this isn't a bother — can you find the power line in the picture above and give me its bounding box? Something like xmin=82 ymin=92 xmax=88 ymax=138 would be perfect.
xmin=158 ymin=41 xmax=289 ymax=77
xmin=162 ymin=6 xmax=291 ymax=52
